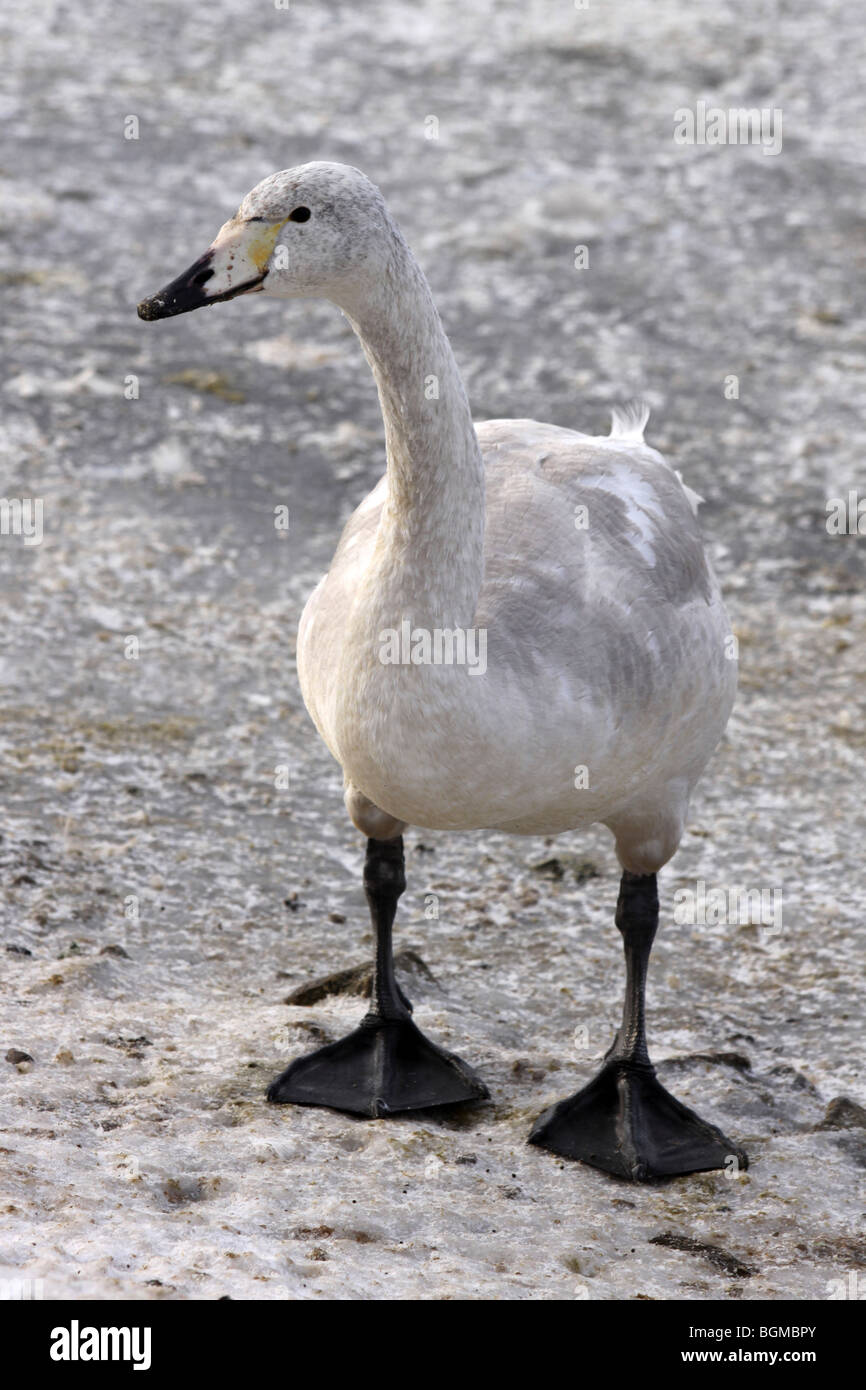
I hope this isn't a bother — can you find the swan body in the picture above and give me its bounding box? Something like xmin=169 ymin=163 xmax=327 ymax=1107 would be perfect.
xmin=299 ymin=414 xmax=735 ymax=869
xmin=138 ymin=162 xmax=745 ymax=1177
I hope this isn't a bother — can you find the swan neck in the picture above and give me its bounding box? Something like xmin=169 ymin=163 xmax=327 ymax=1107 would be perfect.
xmin=337 ymin=233 xmax=484 ymax=623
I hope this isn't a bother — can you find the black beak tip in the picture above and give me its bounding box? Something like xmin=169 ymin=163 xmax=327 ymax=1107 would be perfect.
xmin=137 ymin=250 xmax=216 ymax=323
xmin=137 ymin=296 xmax=166 ymax=321
xmin=136 ymin=262 xmax=265 ymax=323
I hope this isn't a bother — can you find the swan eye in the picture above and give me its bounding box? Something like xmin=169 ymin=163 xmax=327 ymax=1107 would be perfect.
xmin=289 ymin=206 xmax=311 ymax=223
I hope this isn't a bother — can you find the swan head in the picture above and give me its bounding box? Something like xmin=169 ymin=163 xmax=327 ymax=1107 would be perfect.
xmin=137 ymin=162 xmax=393 ymax=321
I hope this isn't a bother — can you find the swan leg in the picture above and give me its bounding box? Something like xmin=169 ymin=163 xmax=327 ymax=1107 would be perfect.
xmin=529 ymin=871 xmax=747 ymax=1180
xmin=267 ymin=835 xmax=488 ymax=1116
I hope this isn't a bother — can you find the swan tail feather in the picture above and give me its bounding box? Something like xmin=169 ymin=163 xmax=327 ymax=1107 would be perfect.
xmin=609 ymin=398 xmax=651 ymax=443
xmin=609 ymin=400 xmax=702 ymax=513
xmin=675 ymin=470 xmax=704 ymax=515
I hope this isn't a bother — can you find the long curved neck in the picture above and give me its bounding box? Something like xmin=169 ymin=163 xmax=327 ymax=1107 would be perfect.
xmin=337 ymin=231 xmax=484 ymax=629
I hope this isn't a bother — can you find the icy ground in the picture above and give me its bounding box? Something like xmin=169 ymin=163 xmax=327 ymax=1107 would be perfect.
xmin=0 ymin=0 xmax=864 ymax=1299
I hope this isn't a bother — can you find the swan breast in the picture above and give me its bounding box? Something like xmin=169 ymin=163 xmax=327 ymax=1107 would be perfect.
xmin=297 ymin=420 xmax=735 ymax=834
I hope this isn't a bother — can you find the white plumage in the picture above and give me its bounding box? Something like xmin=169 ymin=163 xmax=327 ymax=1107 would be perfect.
xmin=271 ymin=168 xmax=738 ymax=872
xmin=139 ymin=162 xmax=744 ymax=1177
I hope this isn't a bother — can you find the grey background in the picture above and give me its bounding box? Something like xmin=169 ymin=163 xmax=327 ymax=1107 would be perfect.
xmin=0 ymin=0 xmax=864 ymax=1299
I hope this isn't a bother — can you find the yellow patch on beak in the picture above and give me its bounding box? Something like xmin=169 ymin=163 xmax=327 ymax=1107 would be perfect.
xmin=246 ymin=218 xmax=290 ymax=272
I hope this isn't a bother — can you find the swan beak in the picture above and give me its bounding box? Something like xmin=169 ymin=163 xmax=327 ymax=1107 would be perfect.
xmin=137 ymin=216 xmax=287 ymax=321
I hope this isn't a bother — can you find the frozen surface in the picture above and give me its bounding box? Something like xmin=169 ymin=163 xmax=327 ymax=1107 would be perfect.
xmin=1 ymin=0 xmax=865 ymax=1300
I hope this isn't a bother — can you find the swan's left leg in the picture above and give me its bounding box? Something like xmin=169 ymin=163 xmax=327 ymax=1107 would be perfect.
xmin=267 ymin=835 xmax=488 ymax=1116
xmin=529 ymin=870 xmax=747 ymax=1180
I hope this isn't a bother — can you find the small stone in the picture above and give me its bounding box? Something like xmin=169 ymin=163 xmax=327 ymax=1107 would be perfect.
xmin=663 ymin=1051 xmax=752 ymax=1074
xmin=6 ymin=1048 xmax=34 ymax=1064
xmin=55 ymin=1049 xmax=75 ymax=1065
xmin=529 ymin=856 xmax=564 ymax=880
xmin=649 ymin=1233 xmax=755 ymax=1279
xmin=100 ymin=944 xmax=130 ymax=959
xmin=529 ymin=854 xmax=600 ymax=883
xmin=327 ymin=911 xmax=346 ymax=923
xmin=162 ymin=1176 xmax=217 ymax=1205
xmin=5 ymin=944 xmax=32 ymax=956
xmin=285 ymin=949 xmax=438 ymax=1005
xmin=816 ymin=1097 xmax=866 ymax=1131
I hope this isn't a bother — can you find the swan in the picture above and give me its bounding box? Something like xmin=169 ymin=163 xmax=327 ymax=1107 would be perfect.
xmin=138 ymin=162 xmax=746 ymax=1181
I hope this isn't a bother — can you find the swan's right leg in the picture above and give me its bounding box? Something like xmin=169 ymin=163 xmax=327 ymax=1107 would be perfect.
xmin=267 ymin=835 xmax=488 ymax=1116
xmin=529 ymin=870 xmax=747 ymax=1179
